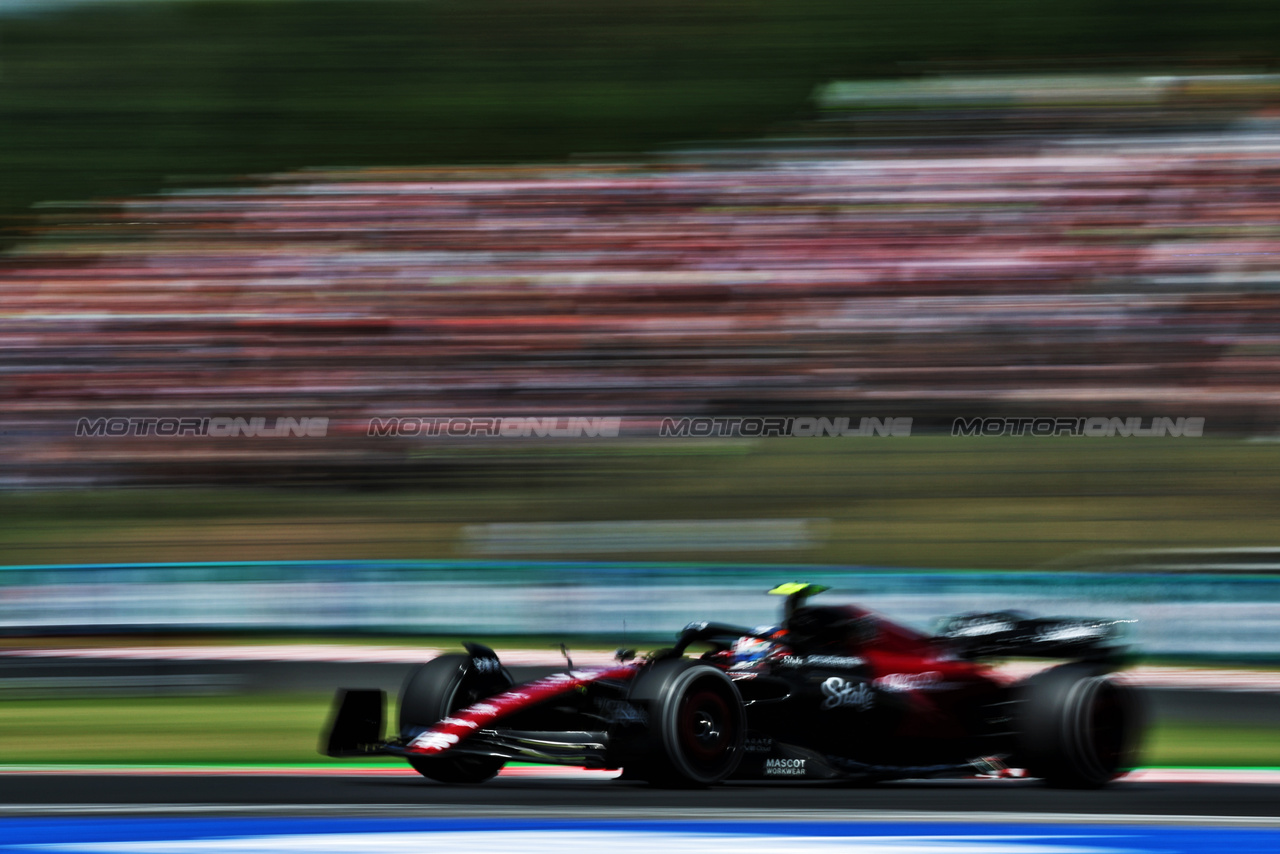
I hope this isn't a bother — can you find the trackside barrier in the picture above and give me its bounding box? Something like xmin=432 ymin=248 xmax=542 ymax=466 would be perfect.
xmin=0 ymin=560 xmax=1277 ymax=657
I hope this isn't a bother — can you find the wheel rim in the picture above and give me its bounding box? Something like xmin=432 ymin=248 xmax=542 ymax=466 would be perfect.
xmin=679 ymin=686 xmax=734 ymax=764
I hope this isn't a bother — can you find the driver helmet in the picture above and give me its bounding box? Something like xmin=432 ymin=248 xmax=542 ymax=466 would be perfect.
xmin=729 ymin=627 xmax=781 ymax=668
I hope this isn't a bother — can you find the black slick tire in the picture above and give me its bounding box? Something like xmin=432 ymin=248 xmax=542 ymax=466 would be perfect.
xmin=623 ymin=659 xmax=745 ymax=787
xmin=398 ymin=653 xmax=512 ymax=784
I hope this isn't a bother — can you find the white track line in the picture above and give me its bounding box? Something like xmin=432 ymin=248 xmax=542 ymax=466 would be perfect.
xmin=0 ymin=804 xmax=1276 ymax=827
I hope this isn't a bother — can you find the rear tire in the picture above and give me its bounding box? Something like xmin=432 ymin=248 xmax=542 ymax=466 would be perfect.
xmin=1014 ymin=663 xmax=1143 ymax=788
xmin=399 ymin=653 xmax=512 ymax=784
xmin=624 ymin=660 xmax=745 ymax=787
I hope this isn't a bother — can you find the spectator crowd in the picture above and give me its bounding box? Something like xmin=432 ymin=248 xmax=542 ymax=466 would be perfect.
xmin=5 ymin=125 xmax=1280 ymax=483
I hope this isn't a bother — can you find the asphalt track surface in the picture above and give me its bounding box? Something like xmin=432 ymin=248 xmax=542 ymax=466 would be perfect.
xmin=1 ymin=772 xmax=1278 ymax=821
xmin=4 ymin=657 xmax=1279 ymax=825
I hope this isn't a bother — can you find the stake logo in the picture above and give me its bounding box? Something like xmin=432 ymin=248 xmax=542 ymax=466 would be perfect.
xmin=820 ymin=677 xmax=874 ymax=711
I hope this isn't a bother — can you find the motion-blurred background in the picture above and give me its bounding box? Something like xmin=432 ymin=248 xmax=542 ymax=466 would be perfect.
xmin=1 ymin=0 xmax=1279 ymax=767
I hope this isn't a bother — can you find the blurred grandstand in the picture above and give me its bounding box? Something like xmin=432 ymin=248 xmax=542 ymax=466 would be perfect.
xmin=5 ymin=75 xmax=1280 ymax=486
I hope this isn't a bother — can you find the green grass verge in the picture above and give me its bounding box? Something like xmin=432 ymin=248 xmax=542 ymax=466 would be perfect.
xmin=4 ymin=438 xmax=1280 ymax=569
xmin=0 ymin=694 xmax=346 ymax=765
xmin=1143 ymin=721 xmax=1280 ymax=768
xmin=0 ymin=693 xmax=1275 ymax=767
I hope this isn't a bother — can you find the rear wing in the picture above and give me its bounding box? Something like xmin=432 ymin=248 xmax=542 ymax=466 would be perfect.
xmin=933 ymin=611 xmax=1133 ymax=661
xmin=768 ymin=582 xmax=830 ymax=619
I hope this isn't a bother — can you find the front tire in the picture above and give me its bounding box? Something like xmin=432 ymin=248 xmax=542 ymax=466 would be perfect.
xmin=399 ymin=653 xmax=512 ymax=784
xmin=1014 ymin=663 xmax=1143 ymax=788
xmin=624 ymin=660 xmax=745 ymax=787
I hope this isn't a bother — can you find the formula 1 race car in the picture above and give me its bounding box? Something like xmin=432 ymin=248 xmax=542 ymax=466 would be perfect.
xmin=322 ymin=583 xmax=1142 ymax=788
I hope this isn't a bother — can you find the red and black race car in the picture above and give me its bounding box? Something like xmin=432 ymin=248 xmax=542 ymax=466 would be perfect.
xmin=322 ymin=583 xmax=1142 ymax=788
